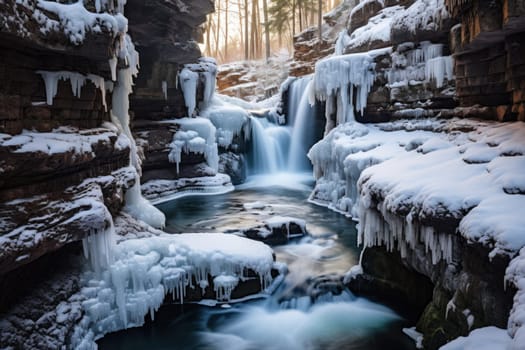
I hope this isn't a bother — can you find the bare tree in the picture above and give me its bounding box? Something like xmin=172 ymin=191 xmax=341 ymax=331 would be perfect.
xmin=318 ymin=0 xmax=322 ymax=44
xmin=263 ymin=0 xmax=270 ymax=61
xmin=244 ymin=0 xmax=249 ymax=60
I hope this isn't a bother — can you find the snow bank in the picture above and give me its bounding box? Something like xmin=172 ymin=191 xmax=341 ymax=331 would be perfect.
xmin=73 ymin=233 xmax=275 ymax=342
xmin=36 ymin=0 xmax=127 ymax=44
xmin=439 ymin=326 xmax=511 ymax=350
xmin=167 ymin=117 xmax=219 ymax=175
xmin=309 ymin=119 xmax=525 ymax=262
xmin=308 ymin=119 xmax=439 ymax=218
xmin=346 ymin=6 xmax=404 ymax=50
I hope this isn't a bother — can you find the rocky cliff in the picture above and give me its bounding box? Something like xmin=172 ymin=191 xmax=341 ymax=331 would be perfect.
xmin=301 ymin=0 xmax=525 ymax=348
xmin=0 ymin=0 xmax=217 ymax=347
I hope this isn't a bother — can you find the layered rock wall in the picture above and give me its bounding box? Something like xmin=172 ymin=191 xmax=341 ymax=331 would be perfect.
xmin=447 ymin=0 xmax=525 ymax=121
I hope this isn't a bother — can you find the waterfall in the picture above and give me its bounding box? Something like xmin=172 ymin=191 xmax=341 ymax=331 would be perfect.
xmin=248 ymin=115 xmax=291 ymax=174
xmin=287 ymin=76 xmax=316 ymax=172
xmin=246 ymin=75 xmax=318 ymax=176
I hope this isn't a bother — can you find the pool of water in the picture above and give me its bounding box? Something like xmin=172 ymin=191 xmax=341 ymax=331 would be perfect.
xmin=98 ymin=173 xmax=416 ymax=350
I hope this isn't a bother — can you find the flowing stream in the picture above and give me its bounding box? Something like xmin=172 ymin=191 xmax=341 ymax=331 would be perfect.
xmin=98 ymin=79 xmax=416 ymax=349
xmin=98 ymin=175 xmax=415 ymax=349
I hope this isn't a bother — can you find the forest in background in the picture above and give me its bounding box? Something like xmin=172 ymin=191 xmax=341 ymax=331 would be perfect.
xmin=203 ymin=0 xmax=342 ymax=63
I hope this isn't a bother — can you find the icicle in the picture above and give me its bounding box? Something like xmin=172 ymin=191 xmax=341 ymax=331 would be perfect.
xmin=179 ymin=68 xmax=199 ymax=117
xmin=162 ymin=80 xmax=168 ymax=100
xmin=109 ymin=57 xmax=117 ymax=81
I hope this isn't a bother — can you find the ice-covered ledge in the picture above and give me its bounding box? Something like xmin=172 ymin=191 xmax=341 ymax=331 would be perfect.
xmin=142 ymin=173 xmax=235 ymax=205
xmin=308 ymin=118 xmax=525 ymax=348
xmin=71 ymin=218 xmax=278 ymax=347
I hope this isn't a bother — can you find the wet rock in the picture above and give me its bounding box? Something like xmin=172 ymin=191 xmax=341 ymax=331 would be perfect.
xmin=242 ymin=217 xmax=307 ymax=246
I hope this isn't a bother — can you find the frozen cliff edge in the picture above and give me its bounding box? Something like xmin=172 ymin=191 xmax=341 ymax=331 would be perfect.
xmin=308 ymin=118 xmax=525 ymax=348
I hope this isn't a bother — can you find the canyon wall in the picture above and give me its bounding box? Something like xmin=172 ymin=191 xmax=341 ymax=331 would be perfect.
xmin=0 ymin=0 xmax=215 ymax=347
xmin=299 ymin=0 xmax=525 ymax=348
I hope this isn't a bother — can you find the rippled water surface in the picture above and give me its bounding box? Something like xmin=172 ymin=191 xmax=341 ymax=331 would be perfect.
xmin=98 ymin=174 xmax=416 ymax=350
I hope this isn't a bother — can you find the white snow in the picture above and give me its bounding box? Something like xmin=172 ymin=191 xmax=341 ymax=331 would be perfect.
xmin=346 ymin=6 xmax=404 ymax=50
xmin=309 ymin=119 xmax=525 ymax=261
xmin=264 ymin=216 xmax=307 ymax=237
xmin=0 ymin=126 xmax=129 ymax=156
xmin=439 ymin=326 xmax=511 ymax=350
xmin=36 ymin=0 xmax=127 ymax=44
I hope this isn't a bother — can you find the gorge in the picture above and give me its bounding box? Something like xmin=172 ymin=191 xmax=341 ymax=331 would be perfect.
xmin=1 ymin=0 xmax=525 ymax=349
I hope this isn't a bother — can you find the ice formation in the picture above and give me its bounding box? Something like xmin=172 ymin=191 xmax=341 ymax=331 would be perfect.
xmin=309 ymin=50 xmax=387 ymax=128
xmin=179 ymin=68 xmax=199 ymax=117
xmin=74 ymin=233 xmax=275 ymax=342
xmin=142 ymin=174 xmax=234 ymax=204
xmin=309 ymin=119 xmax=525 ymax=264
xmin=387 ymin=41 xmax=454 ymax=89
xmin=110 ymin=37 xmax=165 ymax=229
xmin=200 ymin=95 xmax=251 ymax=149
xmin=167 ymin=117 xmax=219 ymax=175
xmin=36 ymin=71 xmax=111 ymax=110
xmin=179 ymin=57 xmax=218 ymax=116
xmin=36 ymin=0 xmax=128 ymax=44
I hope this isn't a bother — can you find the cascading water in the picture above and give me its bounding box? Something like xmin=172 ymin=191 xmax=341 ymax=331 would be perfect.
xmin=248 ymin=115 xmax=291 ymax=174
xmin=247 ymin=75 xmax=319 ymax=175
xmin=287 ymin=76 xmax=317 ymax=172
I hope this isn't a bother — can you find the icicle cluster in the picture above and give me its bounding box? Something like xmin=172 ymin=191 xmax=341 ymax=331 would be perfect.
xmin=179 ymin=57 xmax=218 ymax=117
xmin=36 ymin=70 xmax=112 ymax=110
xmin=74 ymin=234 xmax=275 ymax=342
xmin=358 ymin=203 xmax=454 ymax=264
xmin=168 ymin=117 xmax=219 ymax=174
xmin=309 ymin=52 xmax=377 ymax=129
xmin=387 ymin=41 xmax=454 ymax=89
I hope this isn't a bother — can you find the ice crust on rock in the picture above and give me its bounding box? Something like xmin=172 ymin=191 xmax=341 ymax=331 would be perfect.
xmin=73 ymin=233 xmax=275 ymax=343
xmin=200 ymin=95 xmax=251 ymax=150
xmin=309 ymin=52 xmax=381 ymax=127
xmin=36 ymin=71 xmax=112 ymax=109
xmin=309 ymin=119 xmax=525 ymax=262
xmin=167 ymin=117 xmax=220 ymax=175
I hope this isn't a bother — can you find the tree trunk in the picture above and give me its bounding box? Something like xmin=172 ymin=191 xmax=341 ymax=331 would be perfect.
xmin=215 ymin=0 xmax=221 ymax=59
xmin=262 ymin=0 xmax=270 ymax=61
xmin=318 ymin=0 xmax=322 ymax=45
xmin=205 ymin=15 xmax=212 ymax=57
xmin=244 ymin=0 xmax=249 ymax=60
xmin=225 ymin=0 xmax=229 ymax=61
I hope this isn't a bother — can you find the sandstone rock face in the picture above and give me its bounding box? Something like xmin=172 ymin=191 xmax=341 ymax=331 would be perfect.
xmin=127 ymin=0 xmax=214 ymax=121
xmin=289 ymin=0 xmax=355 ymax=77
xmin=445 ymin=0 xmax=525 ymax=121
xmin=0 ymin=1 xmax=136 ymax=276
xmin=217 ymin=59 xmax=290 ymax=101
xmin=0 ymin=0 xmax=137 ymax=341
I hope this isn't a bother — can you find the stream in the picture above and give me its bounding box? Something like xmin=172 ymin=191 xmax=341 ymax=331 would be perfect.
xmin=98 ymin=173 xmax=416 ymax=350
